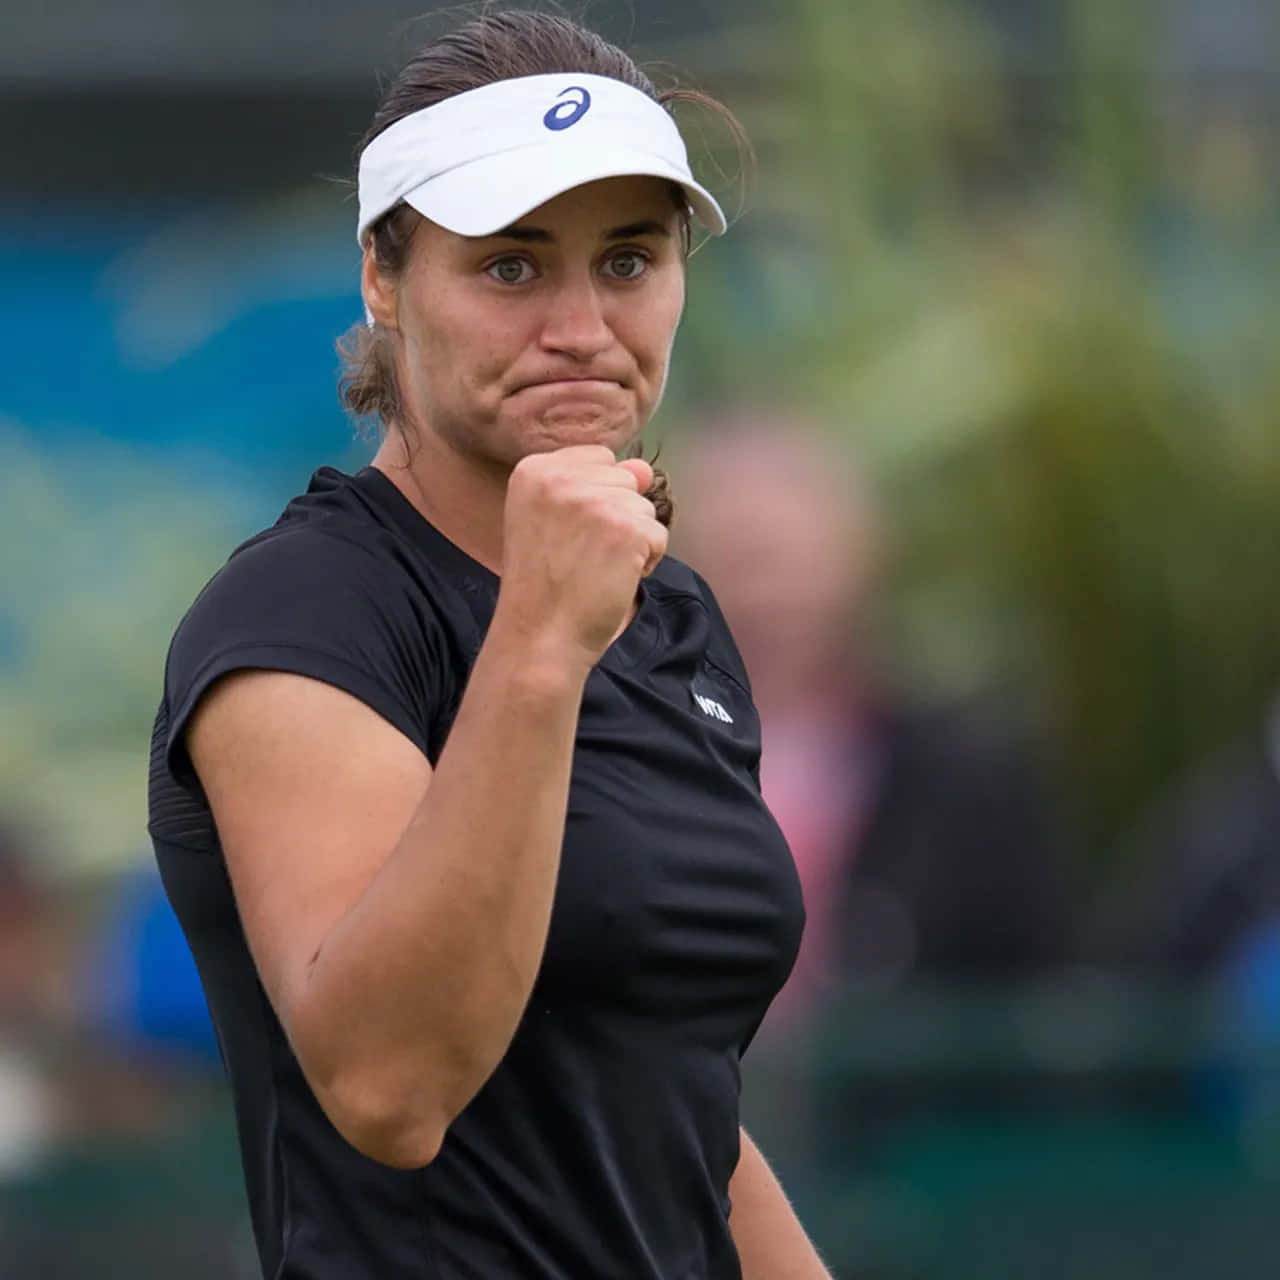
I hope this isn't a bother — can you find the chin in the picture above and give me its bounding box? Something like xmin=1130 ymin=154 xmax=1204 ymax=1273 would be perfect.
xmin=526 ymin=406 xmax=640 ymax=452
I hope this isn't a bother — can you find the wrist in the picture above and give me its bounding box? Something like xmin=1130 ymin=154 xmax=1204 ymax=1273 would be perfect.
xmin=483 ymin=607 xmax=597 ymax=696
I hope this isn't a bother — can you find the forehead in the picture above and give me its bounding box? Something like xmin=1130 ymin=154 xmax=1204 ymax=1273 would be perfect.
xmin=415 ymin=174 xmax=683 ymax=252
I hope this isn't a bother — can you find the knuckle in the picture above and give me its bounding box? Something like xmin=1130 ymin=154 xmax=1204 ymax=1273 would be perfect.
xmin=511 ymin=452 xmax=545 ymax=481
xmin=546 ymin=469 xmax=577 ymax=500
xmin=595 ymin=501 xmax=631 ymax=534
xmin=521 ymin=465 xmax=570 ymax=505
xmin=508 ymin=458 xmax=542 ymax=499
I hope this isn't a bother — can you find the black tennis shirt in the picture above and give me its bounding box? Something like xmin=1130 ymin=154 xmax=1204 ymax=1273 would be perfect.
xmin=148 ymin=466 xmax=805 ymax=1279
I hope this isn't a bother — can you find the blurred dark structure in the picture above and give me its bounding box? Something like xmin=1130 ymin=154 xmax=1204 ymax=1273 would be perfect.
xmin=5 ymin=0 xmax=738 ymax=199
xmin=1101 ymin=693 xmax=1280 ymax=981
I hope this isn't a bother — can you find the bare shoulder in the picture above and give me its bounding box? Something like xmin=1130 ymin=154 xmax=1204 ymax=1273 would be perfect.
xmin=187 ymin=669 xmax=432 ymax=1027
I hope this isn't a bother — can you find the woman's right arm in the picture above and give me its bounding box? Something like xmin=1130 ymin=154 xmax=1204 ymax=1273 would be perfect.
xmin=187 ymin=447 xmax=665 ymax=1169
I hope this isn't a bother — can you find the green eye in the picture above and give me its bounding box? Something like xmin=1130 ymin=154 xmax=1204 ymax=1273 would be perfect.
xmin=488 ymin=257 xmax=533 ymax=284
xmin=603 ymin=251 xmax=648 ymax=280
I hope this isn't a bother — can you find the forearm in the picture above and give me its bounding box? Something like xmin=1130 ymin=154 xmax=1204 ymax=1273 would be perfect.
xmin=296 ymin=624 xmax=589 ymax=1159
xmin=730 ymin=1128 xmax=833 ymax=1280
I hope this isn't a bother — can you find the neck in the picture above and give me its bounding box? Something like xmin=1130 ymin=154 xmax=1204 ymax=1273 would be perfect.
xmin=371 ymin=424 xmax=509 ymax=574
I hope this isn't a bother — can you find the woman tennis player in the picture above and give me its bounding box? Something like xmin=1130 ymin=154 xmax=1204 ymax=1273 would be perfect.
xmin=148 ymin=10 xmax=828 ymax=1278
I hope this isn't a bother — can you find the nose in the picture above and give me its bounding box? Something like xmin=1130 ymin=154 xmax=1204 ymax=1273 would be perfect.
xmin=538 ymin=271 xmax=613 ymax=362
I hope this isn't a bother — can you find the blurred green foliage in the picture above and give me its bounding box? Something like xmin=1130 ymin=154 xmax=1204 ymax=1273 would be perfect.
xmin=0 ymin=426 xmax=259 ymax=876
xmin=666 ymin=0 xmax=1280 ymax=872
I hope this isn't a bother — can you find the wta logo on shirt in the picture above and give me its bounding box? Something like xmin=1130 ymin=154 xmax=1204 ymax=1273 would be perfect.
xmin=693 ymin=691 xmax=734 ymax=724
xmin=544 ymin=86 xmax=592 ymax=131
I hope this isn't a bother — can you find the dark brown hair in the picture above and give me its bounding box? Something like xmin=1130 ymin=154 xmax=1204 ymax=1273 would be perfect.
xmin=336 ymin=7 xmax=747 ymax=527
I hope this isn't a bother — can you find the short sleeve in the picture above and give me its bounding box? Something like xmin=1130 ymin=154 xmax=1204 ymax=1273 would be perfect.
xmin=162 ymin=526 xmax=452 ymax=787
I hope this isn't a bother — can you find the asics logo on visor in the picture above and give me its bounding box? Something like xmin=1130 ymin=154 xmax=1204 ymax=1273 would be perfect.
xmin=543 ymin=86 xmax=592 ymax=131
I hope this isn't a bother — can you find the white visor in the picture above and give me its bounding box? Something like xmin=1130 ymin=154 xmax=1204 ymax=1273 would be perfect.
xmin=356 ymin=72 xmax=726 ymax=244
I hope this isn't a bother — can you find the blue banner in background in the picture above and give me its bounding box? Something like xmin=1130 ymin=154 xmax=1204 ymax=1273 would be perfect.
xmin=1 ymin=199 xmax=369 ymax=480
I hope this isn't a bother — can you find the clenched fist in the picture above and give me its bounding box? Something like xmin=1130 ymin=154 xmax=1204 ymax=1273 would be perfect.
xmin=492 ymin=446 xmax=668 ymax=673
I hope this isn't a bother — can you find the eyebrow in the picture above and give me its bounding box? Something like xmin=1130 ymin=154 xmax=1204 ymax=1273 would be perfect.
xmin=488 ymin=219 xmax=672 ymax=243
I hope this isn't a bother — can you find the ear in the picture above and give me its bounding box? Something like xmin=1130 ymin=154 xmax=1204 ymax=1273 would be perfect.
xmin=361 ymin=244 xmax=400 ymax=332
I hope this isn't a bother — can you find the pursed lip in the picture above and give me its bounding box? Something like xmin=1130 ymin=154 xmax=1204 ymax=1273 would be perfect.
xmin=510 ymin=375 xmax=626 ymax=395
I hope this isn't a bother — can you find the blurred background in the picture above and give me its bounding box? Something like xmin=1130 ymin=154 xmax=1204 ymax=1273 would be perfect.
xmin=2 ymin=0 xmax=1279 ymax=1275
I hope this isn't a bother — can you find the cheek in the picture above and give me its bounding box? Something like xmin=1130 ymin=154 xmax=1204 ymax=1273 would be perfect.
xmin=440 ymin=293 xmax=529 ymax=367
xmin=638 ymin=279 xmax=687 ymax=372
xmin=412 ymin=306 xmax=519 ymax=394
